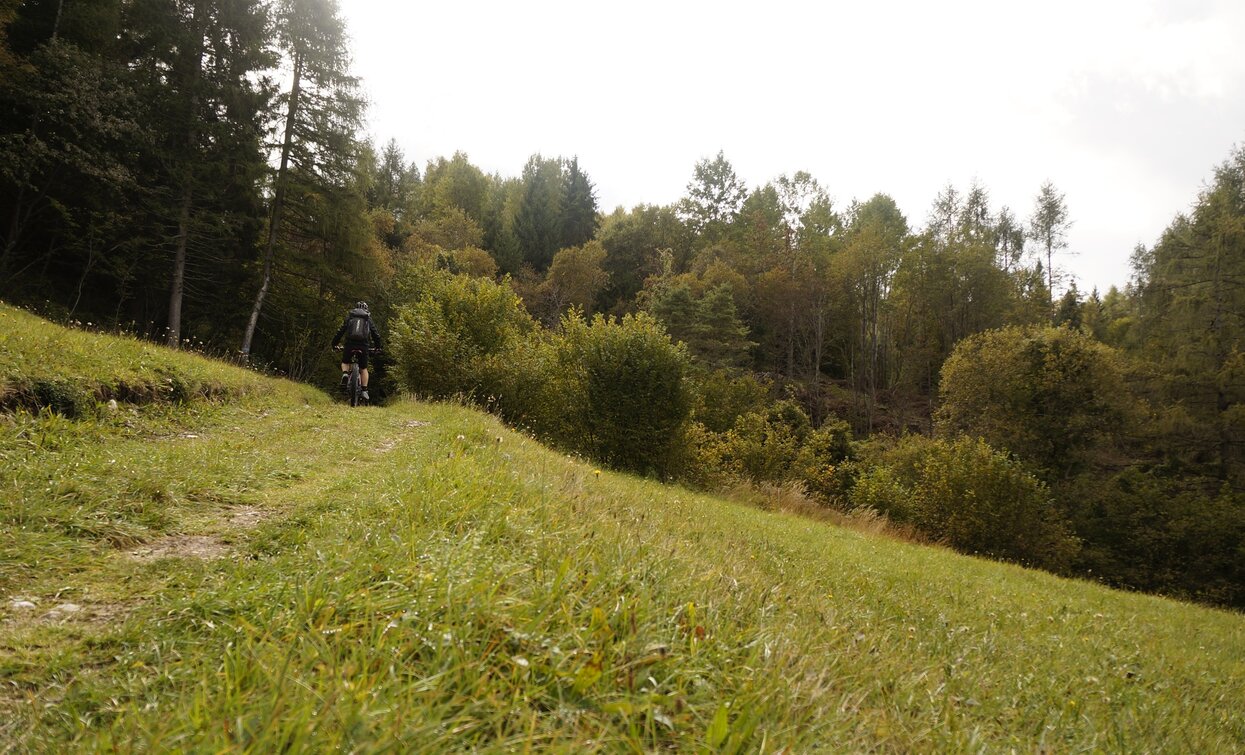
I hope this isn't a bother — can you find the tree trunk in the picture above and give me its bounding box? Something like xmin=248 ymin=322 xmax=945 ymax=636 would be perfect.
xmin=1 ymin=194 xmax=21 ymax=277
xmin=166 ymin=187 xmax=192 ymax=346
xmin=240 ymin=50 xmax=302 ymax=358
xmin=51 ymin=0 xmax=64 ymax=41
xmin=165 ymin=0 xmax=205 ymax=348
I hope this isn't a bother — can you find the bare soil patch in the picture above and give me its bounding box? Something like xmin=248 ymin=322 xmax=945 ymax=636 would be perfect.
xmin=226 ymin=505 xmax=266 ymax=529
xmin=3 ymin=598 xmax=140 ymax=627
xmin=128 ymin=535 xmax=229 ymax=562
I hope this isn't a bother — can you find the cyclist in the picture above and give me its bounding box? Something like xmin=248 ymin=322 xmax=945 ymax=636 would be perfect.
xmin=332 ymin=301 xmax=382 ymax=401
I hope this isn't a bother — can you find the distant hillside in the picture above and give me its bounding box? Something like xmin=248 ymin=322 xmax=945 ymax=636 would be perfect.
xmin=1 ymin=304 xmax=1242 ymax=752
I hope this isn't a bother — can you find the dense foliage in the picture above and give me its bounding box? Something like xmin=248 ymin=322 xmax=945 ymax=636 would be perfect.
xmin=2 ymin=1 xmax=1242 ymax=607
xmin=937 ymin=325 xmax=1138 ymax=480
xmin=850 ymin=435 xmax=1077 ymax=571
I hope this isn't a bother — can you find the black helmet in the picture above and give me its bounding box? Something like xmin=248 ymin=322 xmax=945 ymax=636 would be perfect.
xmin=354 ymin=301 xmax=369 ymax=313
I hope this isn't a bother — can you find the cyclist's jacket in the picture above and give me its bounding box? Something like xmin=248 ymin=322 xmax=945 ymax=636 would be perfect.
xmin=332 ymin=307 xmax=382 ymax=349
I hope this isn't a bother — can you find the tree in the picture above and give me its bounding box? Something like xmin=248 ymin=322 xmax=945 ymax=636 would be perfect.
xmin=419 ymin=151 xmax=489 ymax=225
xmin=643 ymin=277 xmax=698 ymax=343
xmin=747 ymin=174 xmax=838 ymax=388
xmin=160 ymin=0 xmax=272 ymax=348
xmin=889 ymin=182 xmax=1022 ymax=398
xmin=1132 ymin=145 xmax=1245 ymax=481
xmin=513 ymin=154 xmax=564 ymax=271
xmin=0 ymin=0 xmax=272 ymax=348
xmin=598 ymin=204 xmax=691 ymax=309
xmin=241 ymin=0 xmax=363 ymax=358
xmin=1028 ymin=180 xmax=1071 ymax=309
xmin=937 ymin=325 xmax=1138 ymax=480
xmin=405 ymin=206 xmax=485 ymax=254
xmin=0 ymin=29 xmax=142 ymax=298
xmin=542 ymin=240 xmax=609 ymax=316
xmin=678 ymin=151 xmax=747 ymax=244
xmin=690 ymin=283 xmax=754 ymax=370
xmin=1052 ymin=284 xmax=1083 ymax=329
xmin=560 ymin=156 xmax=598 ymax=249
xmin=835 ymin=194 xmax=909 ymax=431
xmin=369 ymin=137 xmax=420 ymax=216
xmin=481 ymin=173 xmax=523 ymax=274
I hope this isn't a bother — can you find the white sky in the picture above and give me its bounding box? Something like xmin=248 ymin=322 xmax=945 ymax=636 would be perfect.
xmin=338 ymin=0 xmax=1245 ymax=293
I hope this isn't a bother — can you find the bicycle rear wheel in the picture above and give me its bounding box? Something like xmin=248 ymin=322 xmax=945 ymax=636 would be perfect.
xmin=349 ymin=363 xmax=361 ymax=407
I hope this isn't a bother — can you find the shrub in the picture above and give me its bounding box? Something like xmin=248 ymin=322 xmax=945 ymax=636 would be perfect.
xmin=474 ymin=335 xmax=557 ymax=431
xmin=688 ymin=369 xmax=770 ymax=434
xmin=792 ymin=419 xmax=856 ymax=502
xmin=551 ymin=312 xmax=692 ymax=476
xmin=848 ymin=465 xmax=911 ymax=520
xmin=707 ymin=400 xmax=811 ymax=483
xmin=850 ymin=435 xmax=1078 ymax=570
xmin=937 ymin=325 xmax=1139 ymax=479
xmin=389 ymin=270 xmax=534 ymax=400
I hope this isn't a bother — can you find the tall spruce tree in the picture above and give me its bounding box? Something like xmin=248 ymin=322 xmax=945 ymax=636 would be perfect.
xmin=155 ymin=0 xmax=272 ymax=347
xmin=560 ymin=156 xmax=598 ymax=249
xmin=513 ymin=154 xmax=564 ymax=271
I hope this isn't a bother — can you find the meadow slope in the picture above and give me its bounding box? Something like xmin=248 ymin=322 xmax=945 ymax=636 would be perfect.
xmin=1 ymin=304 xmax=1243 ymax=753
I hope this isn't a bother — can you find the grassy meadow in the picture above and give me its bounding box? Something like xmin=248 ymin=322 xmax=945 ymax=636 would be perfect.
xmin=1 ymin=303 xmax=1243 ymax=752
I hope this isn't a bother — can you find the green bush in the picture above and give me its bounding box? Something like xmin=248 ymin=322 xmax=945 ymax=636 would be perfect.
xmin=792 ymin=419 xmax=856 ymax=502
xmin=703 ymin=400 xmax=811 ymax=483
xmin=681 ymin=402 xmax=858 ymax=502
xmin=937 ymin=325 xmax=1139 ymax=479
xmin=474 ymin=335 xmax=557 ymax=432
xmin=848 ymin=464 xmax=910 ymax=520
xmin=850 ymin=435 xmax=1078 ymax=570
xmin=550 ymin=312 xmax=692 ymax=476
xmin=689 ymin=369 xmax=770 ymax=434
xmin=389 ymin=270 xmax=534 ymax=400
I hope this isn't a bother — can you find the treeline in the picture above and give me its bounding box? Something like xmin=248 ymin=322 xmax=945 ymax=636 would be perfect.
xmin=2 ymin=1 xmax=1242 ymax=607
xmin=1 ymin=0 xmax=376 ymax=372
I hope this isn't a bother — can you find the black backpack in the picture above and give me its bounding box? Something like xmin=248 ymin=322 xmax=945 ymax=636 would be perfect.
xmin=345 ymin=313 xmax=370 ymax=342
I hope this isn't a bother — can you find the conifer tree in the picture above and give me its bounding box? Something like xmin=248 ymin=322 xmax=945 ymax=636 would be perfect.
xmin=241 ymin=0 xmax=362 ymax=358
xmin=560 ymin=156 xmax=598 ymax=249
xmin=1134 ymin=146 xmax=1245 ymax=480
xmin=513 ymin=154 xmax=564 ymax=271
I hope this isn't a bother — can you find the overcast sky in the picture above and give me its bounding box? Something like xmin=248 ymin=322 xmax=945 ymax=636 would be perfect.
xmin=337 ymin=0 xmax=1245 ymax=293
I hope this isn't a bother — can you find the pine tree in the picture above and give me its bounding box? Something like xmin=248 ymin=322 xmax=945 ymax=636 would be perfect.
xmin=241 ymin=0 xmax=363 ymax=358
xmin=513 ymin=154 xmax=564 ymax=271
xmin=691 ymin=283 xmax=754 ymax=369
xmin=560 ymin=156 xmax=598 ymax=249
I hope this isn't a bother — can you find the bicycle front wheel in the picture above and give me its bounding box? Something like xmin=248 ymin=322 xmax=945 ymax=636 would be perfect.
xmin=349 ymin=363 xmax=361 ymax=407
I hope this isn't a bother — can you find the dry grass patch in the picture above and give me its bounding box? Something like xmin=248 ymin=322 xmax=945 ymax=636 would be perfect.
xmin=724 ymin=479 xmax=931 ymax=544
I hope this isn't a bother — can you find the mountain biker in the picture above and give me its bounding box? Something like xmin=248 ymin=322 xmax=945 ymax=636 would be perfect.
xmin=332 ymin=301 xmax=382 ymax=401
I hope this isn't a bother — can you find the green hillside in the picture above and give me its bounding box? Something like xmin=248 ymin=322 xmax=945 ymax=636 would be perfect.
xmin=2 ymin=304 xmax=1242 ymax=753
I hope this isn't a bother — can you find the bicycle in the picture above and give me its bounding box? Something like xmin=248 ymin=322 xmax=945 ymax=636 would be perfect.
xmin=334 ymin=346 xmax=380 ymax=407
